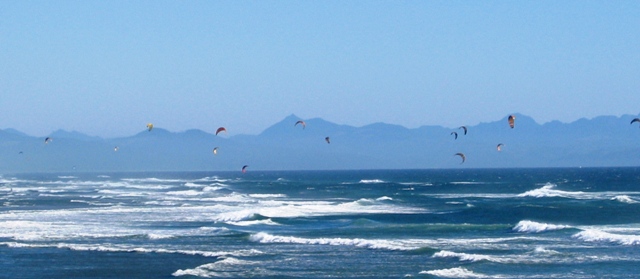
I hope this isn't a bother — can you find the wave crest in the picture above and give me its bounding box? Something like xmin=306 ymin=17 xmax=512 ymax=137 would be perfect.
xmin=249 ymin=232 xmax=418 ymax=250
xmin=513 ymin=220 xmax=571 ymax=233
xmin=432 ymin=250 xmax=494 ymax=262
xmin=420 ymin=267 xmax=490 ymax=278
xmin=573 ymin=229 xmax=640 ymax=245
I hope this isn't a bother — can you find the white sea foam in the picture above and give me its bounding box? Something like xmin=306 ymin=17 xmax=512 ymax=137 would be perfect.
xmin=432 ymin=250 xmax=496 ymax=262
xmin=248 ymin=194 xmax=287 ymax=199
xmin=419 ymin=267 xmax=491 ymax=278
xmin=194 ymin=176 xmax=229 ymax=183
xmin=0 ymin=241 xmax=262 ymax=258
xmin=202 ymin=186 xmax=224 ymax=192
xmin=166 ymin=190 xmax=204 ymax=196
xmin=573 ymin=229 xmax=640 ymax=245
xmin=399 ymin=182 xmax=433 ymax=186
xmin=612 ymin=195 xmax=638 ymax=203
xmin=122 ymin=177 xmax=183 ymax=183
xmin=513 ymin=220 xmax=571 ymax=233
xmin=183 ymin=182 xmax=202 ymax=187
xmin=249 ymin=232 xmax=419 ymax=250
xmin=359 ymin=179 xmax=385 ymax=184
xmin=518 ymin=183 xmax=566 ymax=198
xmin=533 ymin=246 xmax=561 ymax=255
xmin=173 ymin=257 xmax=265 ymax=278
xmin=227 ymin=219 xmax=280 ymax=226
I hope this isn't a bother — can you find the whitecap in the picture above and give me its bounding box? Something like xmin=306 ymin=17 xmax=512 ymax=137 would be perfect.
xmin=194 ymin=176 xmax=229 ymax=183
xmin=0 ymin=242 xmax=262 ymax=258
xmin=227 ymin=219 xmax=280 ymax=226
xmin=513 ymin=220 xmax=571 ymax=233
xmin=533 ymin=246 xmax=561 ymax=255
xmin=399 ymin=182 xmax=433 ymax=186
xmin=612 ymin=195 xmax=638 ymax=204
xmin=122 ymin=177 xmax=183 ymax=183
xmin=249 ymin=232 xmax=419 ymax=250
xmin=359 ymin=179 xmax=385 ymax=184
xmin=173 ymin=257 xmax=264 ymax=278
xmin=166 ymin=190 xmax=203 ymax=196
xmin=432 ymin=250 xmax=495 ymax=262
xmin=183 ymin=182 xmax=202 ymax=188
xmin=517 ymin=183 xmax=594 ymax=199
xmin=573 ymin=229 xmax=640 ymax=245
xmin=248 ymin=194 xmax=287 ymax=199
xmin=419 ymin=267 xmax=491 ymax=278
xmin=202 ymin=186 xmax=224 ymax=192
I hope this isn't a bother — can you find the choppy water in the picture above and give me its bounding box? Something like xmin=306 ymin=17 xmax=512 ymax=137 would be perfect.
xmin=1 ymin=168 xmax=640 ymax=278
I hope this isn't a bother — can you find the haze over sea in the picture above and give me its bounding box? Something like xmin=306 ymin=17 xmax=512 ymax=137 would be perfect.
xmin=1 ymin=168 xmax=640 ymax=278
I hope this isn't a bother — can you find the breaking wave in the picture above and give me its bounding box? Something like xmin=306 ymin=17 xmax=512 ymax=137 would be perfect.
xmin=573 ymin=229 xmax=640 ymax=245
xmin=612 ymin=195 xmax=638 ymax=204
xmin=513 ymin=220 xmax=572 ymax=233
xmin=0 ymin=241 xmax=262 ymax=258
xmin=432 ymin=250 xmax=496 ymax=262
xmin=249 ymin=232 xmax=419 ymax=251
xmin=359 ymin=179 xmax=386 ymax=184
xmin=420 ymin=267 xmax=492 ymax=278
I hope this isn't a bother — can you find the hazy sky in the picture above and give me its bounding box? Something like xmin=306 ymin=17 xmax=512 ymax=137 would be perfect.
xmin=1 ymin=1 xmax=639 ymax=137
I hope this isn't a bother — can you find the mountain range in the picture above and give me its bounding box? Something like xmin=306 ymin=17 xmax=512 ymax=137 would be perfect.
xmin=1 ymin=113 xmax=639 ymax=173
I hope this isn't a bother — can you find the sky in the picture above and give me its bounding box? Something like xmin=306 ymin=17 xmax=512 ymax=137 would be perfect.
xmin=1 ymin=1 xmax=639 ymax=138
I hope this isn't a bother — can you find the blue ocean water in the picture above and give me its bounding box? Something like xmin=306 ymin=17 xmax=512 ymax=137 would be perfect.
xmin=1 ymin=168 xmax=640 ymax=278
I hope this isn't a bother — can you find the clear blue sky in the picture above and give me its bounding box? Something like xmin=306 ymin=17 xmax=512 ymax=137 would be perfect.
xmin=1 ymin=1 xmax=639 ymax=137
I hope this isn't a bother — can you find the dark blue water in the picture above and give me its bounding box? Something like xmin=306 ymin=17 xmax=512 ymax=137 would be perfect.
xmin=1 ymin=168 xmax=640 ymax=278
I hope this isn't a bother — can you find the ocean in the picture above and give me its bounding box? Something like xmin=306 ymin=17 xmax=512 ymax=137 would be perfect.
xmin=1 ymin=168 xmax=639 ymax=278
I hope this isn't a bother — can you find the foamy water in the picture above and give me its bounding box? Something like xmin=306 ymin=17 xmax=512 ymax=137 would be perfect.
xmin=1 ymin=168 xmax=640 ymax=278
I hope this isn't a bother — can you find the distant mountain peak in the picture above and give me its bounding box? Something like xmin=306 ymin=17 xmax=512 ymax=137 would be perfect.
xmin=49 ymin=129 xmax=103 ymax=141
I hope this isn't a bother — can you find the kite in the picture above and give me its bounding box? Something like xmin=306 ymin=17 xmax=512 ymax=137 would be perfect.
xmin=508 ymin=115 xmax=516 ymax=129
xmin=451 ymin=132 xmax=458 ymax=140
xmin=295 ymin=120 xmax=306 ymax=129
xmin=496 ymin=143 xmax=504 ymax=151
xmin=325 ymin=137 xmax=331 ymax=144
xmin=454 ymin=153 xmax=466 ymax=164
xmin=216 ymin=127 xmax=227 ymax=135
xmin=242 ymin=165 xmax=248 ymax=173
xmin=459 ymin=126 xmax=468 ymax=135
xmin=147 ymin=123 xmax=154 ymax=132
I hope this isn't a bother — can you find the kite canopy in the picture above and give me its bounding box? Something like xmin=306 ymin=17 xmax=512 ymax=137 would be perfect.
xmin=216 ymin=127 xmax=227 ymax=135
xmin=496 ymin=143 xmax=504 ymax=151
xmin=295 ymin=120 xmax=306 ymax=129
xmin=454 ymin=153 xmax=466 ymax=164
xmin=450 ymin=131 xmax=458 ymax=140
xmin=459 ymin=126 xmax=467 ymax=135
xmin=508 ymin=115 xmax=516 ymax=129
xmin=147 ymin=123 xmax=154 ymax=131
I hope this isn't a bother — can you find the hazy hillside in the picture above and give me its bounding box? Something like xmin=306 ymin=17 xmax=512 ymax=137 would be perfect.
xmin=1 ymin=113 xmax=640 ymax=173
